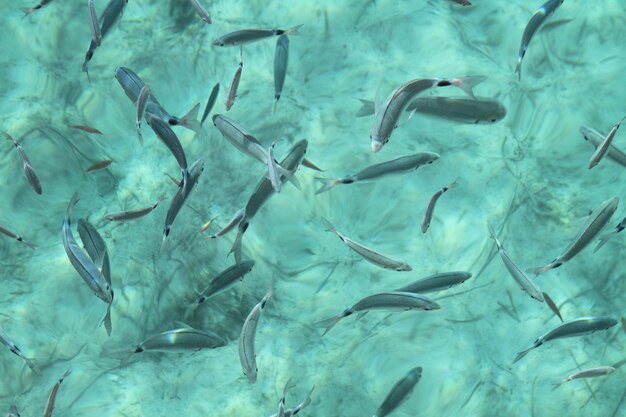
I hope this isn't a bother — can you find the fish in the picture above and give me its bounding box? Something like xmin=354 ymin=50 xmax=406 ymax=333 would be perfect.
xmin=514 ymin=0 xmax=564 ymax=80
xmin=185 ymin=261 xmax=255 ymax=318
xmin=189 ymin=0 xmax=211 ymax=24
xmin=201 ymin=83 xmax=219 ymax=125
xmin=4 ymin=131 xmax=42 ymax=194
xmin=542 ymin=292 xmax=563 ymax=322
xmin=594 ymin=215 xmax=626 ymax=252
xmin=85 ymin=159 xmax=113 ymax=172
xmin=0 ymin=225 xmax=37 ymax=249
xmin=588 ymin=116 xmax=626 ymax=169
xmin=239 ymin=281 xmax=273 ymax=384
xmin=20 ymin=0 xmax=53 ymax=16
xmin=448 ymin=0 xmax=472 ymax=5
xmin=316 ymin=152 xmax=439 ymax=194
xmin=274 ymin=34 xmax=289 ymax=105
xmin=7 ymin=405 xmax=20 ymax=417
xmin=421 ymin=179 xmax=458 ymax=233
xmin=513 ymin=316 xmax=617 ymax=363
xmin=277 ymin=378 xmax=293 ymax=417
xmin=532 ymin=197 xmax=618 ymax=274
xmin=162 ymin=158 xmax=205 ymax=245
xmin=146 ymin=114 xmax=188 ymax=171
xmin=552 ymin=366 xmax=615 ymax=390
xmin=370 ymin=76 xmax=486 ymax=152
xmin=43 ymin=369 xmax=71 ymax=417
xmin=82 ymin=0 xmax=128 ymax=76
xmin=104 ymin=194 xmax=166 ymax=222
xmin=0 ymin=326 xmax=38 ymax=372
xmin=136 ymin=85 xmax=151 ymax=145
xmin=212 ymin=25 xmax=302 ymax=47
xmin=302 ymin=158 xmax=324 ymax=172
xmin=487 ymin=223 xmax=544 ymax=302
xmin=88 ymin=0 xmax=101 ymax=46
xmin=207 ymin=208 xmax=245 ymax=239
xmin=317 ymin=292 xmax=440 ymax=336
xmin=580 ymin=126 xmax=626 ymax=168
xmin=374 ymin=367 xmax=423 ymax=417
xmin=199 ymin=215 xmax=219 ymax=232
xmin=225 ymin=53 xmax=243 ymax=111
xmin=122 ymin=327 xmax=226 ymax=365
xmin=68 ymin=124 xmax=103 ymax=134
xmin=393 ymin=271 xmax=472 ymax=294
xmin=320 ymin=217 xmax=412 ymax=271
xmin=266 ymin=386 xmax=315 ymax=417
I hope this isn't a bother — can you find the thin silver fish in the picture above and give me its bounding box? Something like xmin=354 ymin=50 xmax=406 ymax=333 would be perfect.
xmin=104 ymin=194 xmax=166 ymax=222
xmin=201 ymin=83 xmax=220 ymax=125
xmin=88 ymin=0 xmax=101 ymax=47
xmin=239 ymin=282 xmax=273 ymax=384
xmin=393 ymin=271 xmax=472 ymax=294
xmin=374 ymin=367 xmax=423 ymax=417
xmin=213 ymin=25 xmax=302 ymax=47
xmin=552 ymin=366 xmax=615 ymax=390
xmin=136 ymin=84 xmax=151 ymax=145
xmin=0 ymin=225 xmax=36 ymax=249
xmin=20 ymin=0 xmax=53 ymax=16
xmin=189 ymin=0 xmax=211 ymax=24
xmin=0 ymin=326 xmax=38 ymax=373
xmin=594 ymin=216 xmax=626 ymax=252
xmin=43 ymin=369 xmax=71 ymax=417
xmin=274 ymin=34 xmax=289 ymax=105
xmin=4 ymin=132 xmax=42 ymax=194
xmin=370 ymin=76 xmax=486 ymax=152
xmin=320 ymin=217 xmax=412 ymax=271
xmin=316 ymin=152 xmax=439 ymax=194
xmin=146 ymin=113 xmax=188 ymax=171
xmin=208 ymin=208 xmax=246 ymax=239
xmin=588 ymin=116 xmax=626 ymax=169
xmin=488 ymin=224 xmax=544 ymax=302
xmin=532 ymin=197 xmax=618 ymax=274
xmin=514 ymin=0 xmax=564 ymax=80
xmin=82 ymin=0 xmax=128 ymax=76
xmin=226 ymin=54 xmax=243 ymax=111
xmin=317 ymin=292 xmax=440 ymax=335
xmin=580 ymin=126 xmax=626 ymax=167
xmin=513 ymin=316 xmax=617 ymax=363
xmin=7 ymin=405 xmax=20 ymax=417
xmin=421 ymin=179 xmax=458 ymax=233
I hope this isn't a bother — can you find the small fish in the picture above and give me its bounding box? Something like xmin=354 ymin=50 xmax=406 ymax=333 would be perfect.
xmin=0 ymin=326 xmax=38 ymax=372
xmin=393 ymin=271 xmax=472 ymax=294
xmin=448 ymin=0 xmax=472 ymax=5
xmin=532 ymin=197 xmax=618 ymax=274
xmin=542 ymin=292 xmax=563 ymax=322
xmin=580 ymin=126 xmax=626 ymax=167
xmin=321 ymin=217 xmax=412 ymax=271
xmin=374 ymin=367 xmax=423 ymax=417
xmin=4 ymin=131 xmax=42 ymax=194
xmin=225 ymin=53 xmax=243 ymax=111
xmin=43 ymin=369 xmax=71 ymax=417
xmin=207 ymin=208 xmax=245 ymax=239
xmin=514 ymin=0 xmax=565 ymax=80
xmin=274 ymin=34 xmax=289 ymax=105
xmin=82 ymin=0 xmax=128 ymax=76
xmin=421 ymin=179 xmax=458 ymax=233
xmin=68 ymin=124 xmax=103 ymax=134
xmin=267 ymin=142 xmax=281 ymax=192
xmin=0 ymin=225 xmax=37 ymax=249
xmin=88 ymin=0 xmax=101 ymax=46
xmin=316 ymin=153 xmax=439 ymax=194
xmin=201 ymin=83 xmax=220 ymax=125
xmin=277 ymin=378 xmax=294 ymax=417
xmin=239 ymin=281 xmax=273 ymax=383
xmin=552 ymin=366 xmax=615 ymax=391
xmin=85 ymin=159 xmax=113 ymax=172
xmin=136 ymin=84 xmax=151 ymax=145
xmin=146 ymin=113 xmax=188 ymax=171
xmin=104 ymin=194 xmax=167 ymax=222
xmin=199 ymin=215 xmax=218 ymax=232
xmin=513 ymin=316 xmax=617 ymax=363
xmin=588 ymin=116 xmax=626 ymax=169
xmin=7 ymin=405 xmax=20 ymax=417
xmin=488 ymin=223 xmax=544 ymax=302
xmin=213 ymin=25 xmax=302 ymax=47
xmin=20 ymin=0 xmax=53 ymax=16
xmin=317 ymin=292 xmax=440 ymax=336
xmin=189 ymin=0 xmax=211 ymax=24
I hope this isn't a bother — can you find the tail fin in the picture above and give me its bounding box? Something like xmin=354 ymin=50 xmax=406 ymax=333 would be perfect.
xmin=101 ymin=304 xmax=112 ymax=336
xmin=314 ymin=315 xmax=344 ymax=336
xmin=513 ymin=344 xmax=535 ymax=363
xmin=315 ymin=178 xmax=340 ymax=194
xmin=486 ymin=223 xmax=502 ymax=249
xmin=20 ymin=7 xmax=35 ymax=17
xmin=302 ymin=158 xmax=324 ymax=172
xmin=594 ymin=232 xmax=615 ymax=253
xmin=180 ymin=103 xmax=203 ymax=134
xmin=228 ymin=227 xmax=245 ymax=265
xmin=292 ymin=385 xmax=315 ymax=414
xmin=449 ymin=75 xmax=487 ymax=99
xmin=355 ymin=99 xmax=375 ymax=117
xmin=25 ymin=357 xmax=40 ymax=375
xmin=284 ymin=24 xmax=303 ymax=36
xmin=515 ymin=57 xmax=523 ymax=81
xmin=551 ymin=380 xmax=566 ymax=391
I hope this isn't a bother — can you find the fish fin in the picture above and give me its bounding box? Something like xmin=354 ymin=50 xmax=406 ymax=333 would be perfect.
xmin=355 ymin=98 xmax=375 ymax=117
xmin=119 ymin=350 xmax=134 ymax=367
xmin=315 ymin=178 xmax=340 ymax=194
xmin=356 ymin=311 xmax=369 ymax=320
xmin=594 ymin=232 xmax=615 ymax=253
xmin=320 ymin=216 xmax=340 ymax=236
xmin=66 ymin=192 xmax=79 ymax=220
xmin=284 ymin=24 xmax=303 ymax=36
xmin=486 ymin=223 xmax=502 ymax=248
xmin=267 ymin=144 xmax=282 ymax=193
xmin=228 ymin=229 xmax=244 ymax=264
xmin=180 ymin=103 xmax=204 ymax=134
xmin=513 ymin=344 xmax=535 ymax=363
xmin=448 ymin=75 xmax=487 ymax=99
xmin=551 ymin=381 xmax=565 ymax=391
xmin=276 ymin=164 xmax=301 ymax=190
xmin=25 ymin=357 xmax=40 ymax=374
xmin=302 ymin=158 xmax=324 ymax=172
xmin=515 ymin=57 xmax=522 ymax=81
xmin=314 ymin=315 xmax=344 ymax=336
xmin=101 ymin=304 xmax=112 ymax=336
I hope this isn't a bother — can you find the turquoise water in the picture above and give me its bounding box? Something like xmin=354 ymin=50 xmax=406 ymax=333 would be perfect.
xmin=1 ymin=0 xmax=625 ymax=416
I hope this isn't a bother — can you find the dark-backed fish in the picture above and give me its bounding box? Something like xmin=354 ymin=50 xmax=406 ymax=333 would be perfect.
xmin=85 ymin=159 xmax=113 ymax=172
xmin=374 ymin=367 xmax=422 ymax=417
xmin=421 ymin=180 xmax=458 ymax=233
xmin=274 ymin=34 xmax=289 ymax=105
xmin=552 ymin=366 xmax=615 ymax=390
xmin=0 ymin=225 xmax=36 ymax=249
xmin=580 ymin=126 xmax=626 ymax=168
xmin=588 ymin=116 xmax=626 ymax=169
xmin=68 ymin=124 xmax=103 ymax=134
xmin=189 ymin=0 xmax=211 ymax=24
xmin=393 ymin=271 xmax=472 ymax=294
xmin=266 ymin=386 xmax=315 ymax=417
xmin=201 ymin=83 xmax=220 ymax=125
xmin=146 ymin=114 xmax=188 ymax=171
xmin=82 ymin=0 xmax=128 ymax=76
xmin=239 ymin=282 xmax=273 ymax=383
xmin=7 ymin=405 xmax=20 ymax=417
xmin=212 ymin=25 xmax=302 ymax=47
xmin=4 ymin=131 xmax=42 ymax=194
xmin=104 ymin=194 xmax=166 ymax=222
xmin=43 ymin=369 xmax=71 ymax=417
xmin=225 ymin=54 xmax=243 ymax=111
xmin=88 ymin=0 xmax=101 ymax=46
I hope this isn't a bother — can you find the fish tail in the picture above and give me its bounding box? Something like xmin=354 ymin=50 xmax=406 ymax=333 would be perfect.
xmin=101 ymin=304 xmax=112 ymax=336
xmin=119 ymin=351 xmax=134 ymax=367
xmin=302 ymin=158 xmax=324 ymax=172
xmin=180 ymin=103 xmax=203 ymax=134
xmin=66 ymin=192 xmax=79 ymax=221
xmin=276 ymin=164 xmax=301 ymax=190
xmin=284 ymin=24 xmax=303 ymax=36
xmin=320 ymin=216 xmax=339 ymax=235
xmin=315 ymin=309 xmax=351 ymax=336
xmin=355 ymin=98 xmax=375 ymax=117
xmin=136 ymin=126 xmax=144 ymax=146
xmin=448 ymin=75 xmax=487 ymax=99
xmin=295 ymin=385 xmax=315 ymax=412
xmin=19 ymin=7 xmax=34 ymax=17
xmin=594 ymin=232 xmax=614 ymax=253
xmin=315 ymin=178 xmax=340 ymax=194
xmin=486 ymin=223 xmax=502 ymax=248
xmin=528 ymin=263 xmax=555 ymax=276
xmin=515 ymin=57 xmax=522 ymax=81
xmin=551 ymin=381 xmax=565 ymax=391
xmin=228 ymin=228 xmax=244 ymax=265
xmin=25 ymin=357 xmax=40 ymax=374
xmin=513 ymin=344 xmax=535 ymax=363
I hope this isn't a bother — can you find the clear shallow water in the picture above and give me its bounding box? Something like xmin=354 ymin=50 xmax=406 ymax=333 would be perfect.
xmin=0 ymin=0 xmax=624 ymax=416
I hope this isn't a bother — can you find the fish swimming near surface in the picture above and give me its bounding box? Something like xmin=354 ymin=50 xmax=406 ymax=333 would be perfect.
xmin=212 ymin=25 xmax=302 ymax=47
xmin=239 ymin=281 xmax=273 ymax=384
xmin=580 ymin=126 xmax=626 ymax=168
xmin=421 ymin=180 xmax=458 ymax=233
xmin=552 ymin=366 xmax=615 ymax=391
xmin=0 ymin=225 xmax=37 ymax=249
xmin=513 ymin=316 xmax=617 ymax=363
xmin=0 ymin=326 xmax=39 ymax=373
xmin=82 ymin=0 xmax=128 ymax=77
xmin=43 ymin=369 xmax=71 ymax=417
xmin=4 ymin=131 xmax=42 ymax=194
xmin=374 ymin=367 xmax=423 ymax=417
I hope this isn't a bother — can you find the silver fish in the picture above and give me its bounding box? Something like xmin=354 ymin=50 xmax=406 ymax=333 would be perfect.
xmin=136 ymin=84 xmax=151 ymax=145
xmin=488 ymin=224 xmax=544 ymax=302
xmin=393 ymin=271 xmax=472 ymax=294
xmin=20 ymin=0 xmax=53 ymax=16
xmin=82 ymin=0 xmax=128 ymax=76
xmin=146 ymin=113 xmax=188 ymax=171
xmin=76 ymin=218 xmax=111 ymax=294
xmin=185 ymin=261 xmax=255 ymax=318
xmin=374 ymin=367 xmax=423 ymax=417
xmin=421 ymin=179 xmax=458 ymax=233
xmin=370 ymin=76 xmax=486 ymax=152
xmin=189 ymin=0 xmax=211 ymax=24
xmin=317 ymin=292 xmax=440 ymax=335
xmin=4 ymin=132 xmax=42 ymax=194
xmin=208 ymin=208 xmax=246 ymax=239
xmin=225 ymin=54 xmax=243 ymax=111
xmin=580 ymin=126 xmax=626 ymax=167
xmin=552 ymin=366 xmax=614 ymax=390
xmin=212 ymin=114 xmax=268 ymax=162
xmin=7 ymin=405 xmax=20 ymax=417
xmin=88 ymin=0 xmax=101 ymax=46
xmin=588 ymin=116 xmax=626 ymax=169
xmin=320 ymin=217 xmax=412 ymax=271
xmin=594 ymin=216 xmax=626 ymax=252
xmin=239 ymin=282 xmax=273 ymax=383
xmin=533 ymin=197 xmax=618 ymax=274
xmin=0 ymin=225 xmax=36 ymax=249
xmin=513 ymin=316 xmax=617 ymax=363
xmin=104 ymin=194 xmax=166 ymax=222
xmin=316 ymin=152 xmax=439 ymax=194
xmin=274 ymin=34 xmax=289 ymax=104
xmin=43 ymin=369 xmax=71 ymax=417
xmin=201 ymin=83 xmax=220 ymax=125
xmin=0 ymin=326 xmax=38 ymax=372
xmin=514 ymin=0 xmax=564 ymax=80
xmin=213 ymin=25 xmax=302 ymax=47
